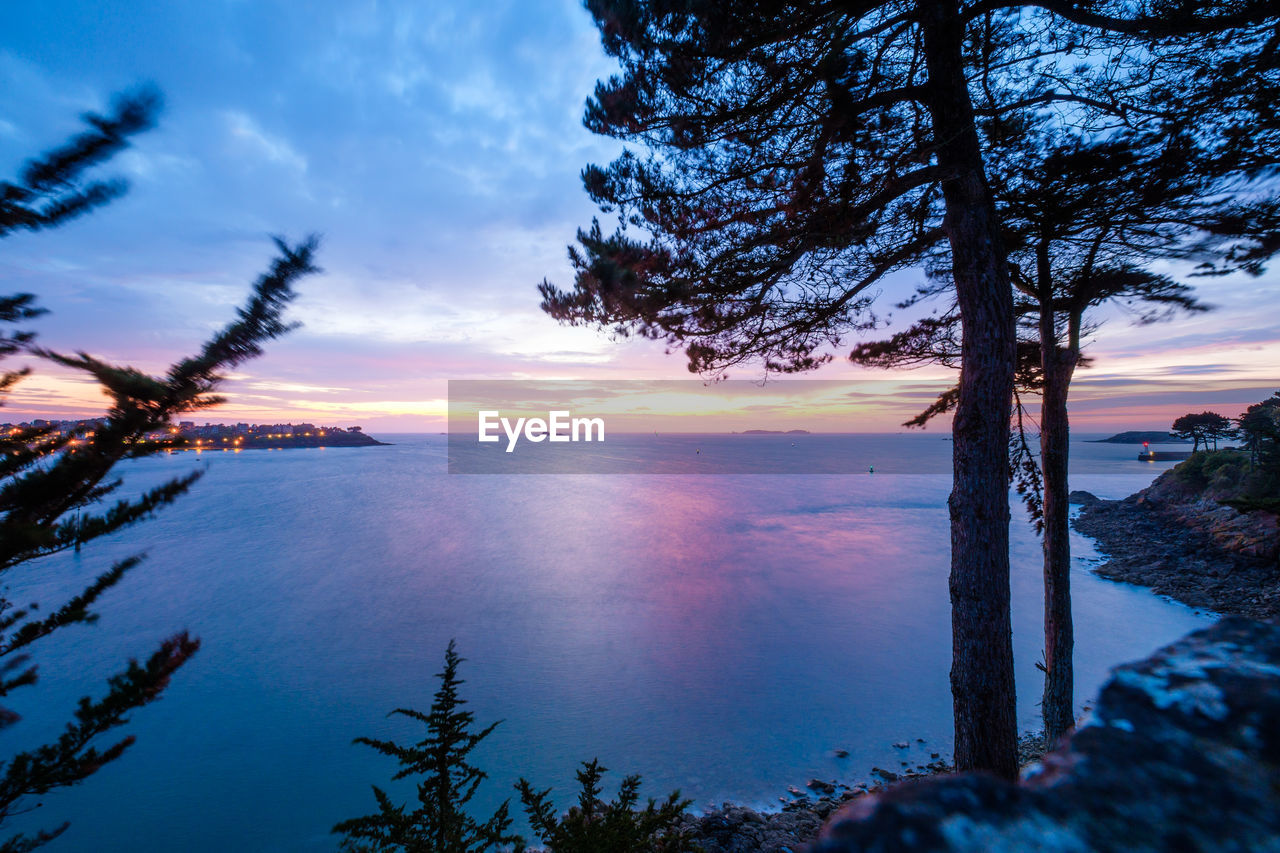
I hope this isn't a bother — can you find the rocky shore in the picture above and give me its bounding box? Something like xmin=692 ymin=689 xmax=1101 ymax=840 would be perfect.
xmin=680 ymin=735 xmax=1047 ymax=853
xmin=1071 ymin=463 xmax=1279 ymax=621
xmin=814 ymin=618 xmax=1280 ymax=852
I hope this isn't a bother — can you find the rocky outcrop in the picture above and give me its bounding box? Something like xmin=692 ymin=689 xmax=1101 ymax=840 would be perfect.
xmin=1072 ymin=459 xmax=1279 ymax=620
xmin=685 ymin=802 xmax=830 ymax=853
xmin=813 ymin=617 xmax=1280 ymax=853
xmin=1134 ymin=465 xmax=1278 ymax=561
xmin=1073 ymin=494 xmax=1280 ymax=620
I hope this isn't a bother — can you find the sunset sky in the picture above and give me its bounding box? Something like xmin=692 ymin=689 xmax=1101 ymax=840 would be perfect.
xmin=2 ymin=0 xmax=1277 ymax=432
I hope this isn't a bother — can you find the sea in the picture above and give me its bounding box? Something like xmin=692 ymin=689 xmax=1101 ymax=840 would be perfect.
xmin=0 ymin=433 xmax=1210 ymax=851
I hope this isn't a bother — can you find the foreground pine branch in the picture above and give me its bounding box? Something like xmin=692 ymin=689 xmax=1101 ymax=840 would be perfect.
xmin=0 ymin=90 xmax=319 ymax=848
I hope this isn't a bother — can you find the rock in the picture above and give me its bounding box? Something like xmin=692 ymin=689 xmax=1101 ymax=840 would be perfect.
xmin=1072 ymin=480 xmax=1280 ymax=620
xmin=683 ymin=800 xmax=829 ymax=853
xmin=834 ymin=749 xmax=849 ymax=758
xmin=813 ymin=618 xmax=1280 ymax=852
xmin=892 ymin=741 xmax=909 ymax=749
xmin=807 ymin=779 xmax=836 ymax=795
xmin=1067 ymin=489 xmax=1101 ymax=506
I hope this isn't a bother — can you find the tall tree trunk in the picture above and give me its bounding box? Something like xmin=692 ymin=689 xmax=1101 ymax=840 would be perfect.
xmin=1040 ymin=338 xmax=1076 ymax=745
xmin=920 ymin=0 xmax=1019 ymax=781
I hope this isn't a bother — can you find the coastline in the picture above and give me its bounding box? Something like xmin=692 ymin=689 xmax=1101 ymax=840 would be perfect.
xmin=679 ymin=734 xmax=1048 ymax=852
xmin=1071 ymin=471 xmax=1279 ymax=622
xmin=173 ymin=432 xmax=389 ymax=451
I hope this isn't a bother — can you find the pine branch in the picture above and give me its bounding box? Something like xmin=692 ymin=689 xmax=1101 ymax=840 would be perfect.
xmin=0 ymin=89 xmax=318 ymax=848
xmin=0 ymin=556 xmax=144 ymax=660
xmin=0 ymin=87 xmax=161 ymax=238
xmin=0 ymin=633 xmax=199 ymax=829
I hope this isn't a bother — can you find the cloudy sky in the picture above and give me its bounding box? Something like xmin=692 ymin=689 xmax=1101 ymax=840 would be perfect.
xmin=1 ymin=0 xmax=1277 ymax=431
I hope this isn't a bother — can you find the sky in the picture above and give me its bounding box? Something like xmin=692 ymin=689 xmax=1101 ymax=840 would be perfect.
xmin=1 ymin=0 xmax=1277 ymax=433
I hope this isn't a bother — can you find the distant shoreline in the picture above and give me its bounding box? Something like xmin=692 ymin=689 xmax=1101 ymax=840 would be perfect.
xmin=1091 ymin=430 xmax=1189 ymax=444
xmin=171 ymin=433 xmax=389 ymax=451
xmin=4 ymin=418 xmax=389 ymax=452
xmin=732 ymin=429 xmax=812 ymax=435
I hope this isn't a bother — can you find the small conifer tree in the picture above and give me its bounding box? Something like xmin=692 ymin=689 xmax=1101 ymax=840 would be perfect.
xmin=336 ymin=641 xmax=522 ymax=853
xmin=516 ymin=760 xmax=693 ymax=853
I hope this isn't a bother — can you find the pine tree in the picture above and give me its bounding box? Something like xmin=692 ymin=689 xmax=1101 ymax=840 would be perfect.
xmin=541 ymin=0 xmax=1277 ymax=777
xmin=1172 ymin=412 xmax=1236 ymax=452
xmin=1237 ymin=393 xmax=1280 ymax=467
xmin=1226 ymin=393 xmax=1280 ymax=530
xmin=850 ymin=127 xmax=1279 ymax=744
xmin=335 ymin=641 xmax=523 ymax=853
xmin=0 ymin=89 xmax=319 ymax=849
xmin=516 ymin=760 xmax=693 ymax=853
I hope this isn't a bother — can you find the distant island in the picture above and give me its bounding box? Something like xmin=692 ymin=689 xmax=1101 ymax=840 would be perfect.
xmin=1093 ymin=430 xmax=1189 ymax=444
xmin=733 ymin=429 xmax=812 ymax=435
xmin=3 ymin=418 xmax=388 ymax=450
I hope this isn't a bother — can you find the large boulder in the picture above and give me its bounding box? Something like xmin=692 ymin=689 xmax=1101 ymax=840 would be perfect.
xmin=814 ymin=618 xmax=1280 ymax=852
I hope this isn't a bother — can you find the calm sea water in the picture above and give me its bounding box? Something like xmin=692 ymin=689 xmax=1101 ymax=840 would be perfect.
xmin=2 ymin=434 xmax=1209 ymax=851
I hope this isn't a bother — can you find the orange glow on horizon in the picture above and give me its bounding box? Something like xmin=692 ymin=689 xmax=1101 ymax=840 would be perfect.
xmin=2 ymin=343 xmax=1275 ymax=434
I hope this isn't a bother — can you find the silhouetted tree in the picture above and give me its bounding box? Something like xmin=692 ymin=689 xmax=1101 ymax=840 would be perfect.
xmin=541 ymin=0 xmax=1277 ymax=777
xmin=335 ymin=641 xmax=522 ymax=853
xmin=851 ymin=125 xmax=1279 ymax=743
xmin=516 ymin=760 xmax=693 ymax=853
xmin=1237 ymin=392 xmax=1280 ymax=466
xmin=1172 ymin=411 xmax=1235 ymax=451
xmin=1225 ymin=393 xmax=1280 ymax=529
xmin=0 ymin=90 xmax=319 ymax=849
xmin=0 ymin=88 xmax=161 ymax=239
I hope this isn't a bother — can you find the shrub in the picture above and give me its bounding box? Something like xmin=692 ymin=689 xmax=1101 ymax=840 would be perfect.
xmin=516 ymin=760 xmax=694 ymax=853
xmin=1173 ymin=449 xmax=1247 ymax=490
xmin=335 ymin=641 xmax=522 ymax=853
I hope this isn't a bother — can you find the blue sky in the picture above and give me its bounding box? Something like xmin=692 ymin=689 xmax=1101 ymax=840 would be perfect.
xmin=2 ymin=1 xmax=1277 ymax=430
